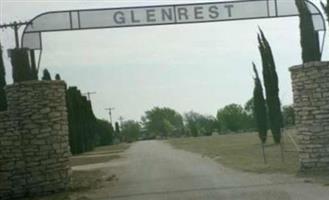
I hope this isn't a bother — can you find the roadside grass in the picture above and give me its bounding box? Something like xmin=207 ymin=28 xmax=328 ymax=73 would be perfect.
xmin=168 ymin=129 xmax=300 ymax=175
xmin=70 ymin=143 xmax=130 ymax=167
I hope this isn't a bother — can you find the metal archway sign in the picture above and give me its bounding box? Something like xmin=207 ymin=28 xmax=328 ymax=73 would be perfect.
xmin=21 ymin=0 xmax=326 ymax=54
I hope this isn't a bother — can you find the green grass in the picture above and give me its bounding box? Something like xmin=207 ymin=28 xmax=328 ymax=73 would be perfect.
xmin=168 ymin=129 xmax=300 ymax=175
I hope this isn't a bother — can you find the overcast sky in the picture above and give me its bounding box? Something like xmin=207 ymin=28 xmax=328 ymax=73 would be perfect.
xmin=1 ymin=0 xmax=328 ymax=122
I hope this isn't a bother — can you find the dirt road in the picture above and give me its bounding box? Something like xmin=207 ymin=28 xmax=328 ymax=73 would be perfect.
xmin=76 ymin=140 xmax=329 ymax=200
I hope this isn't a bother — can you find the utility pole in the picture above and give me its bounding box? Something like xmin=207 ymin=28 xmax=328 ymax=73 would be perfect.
xmin=83 ymin=91 xmax=96 ymax=101
xmin=0 ymin=21 xmax=32 ymax=48
xmin=105 ymin=107 xmax=115 ymax=125
xmin=0 ymin=21 xmax=39 ymax=76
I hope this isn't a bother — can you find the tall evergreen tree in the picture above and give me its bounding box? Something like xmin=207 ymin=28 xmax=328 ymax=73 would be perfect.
xmin=42 ymin=69 xmax=52 ymax=80
xmin=10 ymin=48 xmax=33 ymax=83
xmin=252 ymin=63 xmax=267 ymax=144
xmin=115 ymin=122 xmax=120 ymax=133
xmin=258 ymin=29 xmax=283 ymax=144
xmin=115 ymin=122 xmax=121 ymax=141
xmin=0 ymin=42 xmax=7 ymax=111
xmin=295 ymin=0 xmax=321 ymax=63
xmin=66 ymin=86 xmax=114 ymax=154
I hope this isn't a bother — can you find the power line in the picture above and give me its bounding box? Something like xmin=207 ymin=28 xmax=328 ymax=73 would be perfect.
xmin=0 ymin=21 xmax=32 ymax=48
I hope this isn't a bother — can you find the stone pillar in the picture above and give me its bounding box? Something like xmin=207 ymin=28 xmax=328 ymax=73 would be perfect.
xmin=0 ymin=112 xmax=22 ymax=199
xmin=290 ymin=61 xmax=329 ymax=173
xmin=0 ymin=81 xmax=71 ymax=199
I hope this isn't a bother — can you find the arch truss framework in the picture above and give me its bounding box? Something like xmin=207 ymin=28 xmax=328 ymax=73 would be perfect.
xmin=21 ymin=0 xmax=327 ymax=64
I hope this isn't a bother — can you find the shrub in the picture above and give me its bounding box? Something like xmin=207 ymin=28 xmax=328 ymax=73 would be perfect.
xmin=42 ymin=69 xmax=52 ymax=80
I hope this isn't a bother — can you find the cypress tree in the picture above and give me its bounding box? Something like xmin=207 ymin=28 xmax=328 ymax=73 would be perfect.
xmin=67 ymin=86 xmax=105 ymax=154
xmin=295 ymin=0 xmax=321 ymax=63
xmin=252 ymin=63 xmax=267 ymax=144
xmin=10 ymin=48 xmax=33 ymax=83
xmin=0 ymin=42 xmax=7 ymax=111
xmin=42 ymin=69 xmax=52 ymax=80
xmin=55 ymin=74 xmax=61 ymax=80
xmin=115 ymin=122 xmax=121 ymax=141
xmin=258 ymin=29 xmax=283 ymax=144
xmin=66 ymin=87 xmax=78 ymax=154
xmin=115 ymin=122 xmax=120 ymax=133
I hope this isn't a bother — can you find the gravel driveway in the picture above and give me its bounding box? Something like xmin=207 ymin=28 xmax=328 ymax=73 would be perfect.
xmin=82 ymin=140 xmax=329 ymax=200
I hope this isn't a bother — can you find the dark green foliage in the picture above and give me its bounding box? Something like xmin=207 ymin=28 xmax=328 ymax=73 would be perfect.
xmin=121 ymin=120 xmax=141 ymax=142
xmin=252 ymin=63 xmax=268 ymax=144
xmin=66 ymin=87 xmax=113 ymax=154
xmin=258 ymin=29 xmax=283 ymax=144
xmin=10 ymin=48 xmax=34 ymax=83
xmin=95 ymin=119 xmax=114 ymax=146
xmin=142 ymin=107 xmax=184 ymax=138
xmin=114 ymin=122 xmax=123 ymax=141
xmin=55 ymin=74 xmax=61 ymax=80
xmin=30 ymin=50 xmax=38 ymax=80
xmin=244 ymin=98 xmax=254 ymax=116
xmin=184 ymin=111 xmax=217 ymax=137
xmin=295 ymin=0 xmax=321 ymax=63
xmin=243 ymin=98 xmax=257 ymax=129
xmin=115 ymin=122 xmax=120 ymax=133
xmin=0 ymin=43 xmax=7 ymax=111
xmin=282 ymin=105 xmax=295 ymax=127
xmin=42 ymin=69 xmax=52 ymax=81
xmin=217 ymin=104 xmax=252 ymax=132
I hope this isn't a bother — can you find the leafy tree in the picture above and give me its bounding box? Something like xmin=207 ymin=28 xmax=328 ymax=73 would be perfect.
xmin=10 ymin=48 xmax=33 ymax=83
xmin=217 ymin=104 xmax=251 ymax=132
xmin=295 ymin=0 xmax=321 ymax=63
xmin=142 ymin=107 xmax=184 ymax=138
xmin=258 ymin=29 xmax=283 ymax=144
xmin=0 ymin=42 xmax=7 ymax=111
xmin=244 ymin=98 xmax=257 ymax=129
xmin=55 ymin=74 xmax=61 ymax=80
xmin=184 ymin=111 xmax=217 ymax=137
xmin=244 ymin=98 xmax=254 ymax=116
xmin=252 ymin=63 xmax=268 ymax=144
xmin=42 ymin=69 xmax=52 ymax=80
xmin=282 ymin=105 xmax=295 ymax=127
xmin=121 ymin=120 xmax=141 ymax=142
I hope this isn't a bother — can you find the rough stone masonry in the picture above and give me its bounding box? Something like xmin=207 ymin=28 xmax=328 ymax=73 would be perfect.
xmin=0 ymin=81 xmax=71 ymax=199
xmin=290 ymin=61 xmax=329 ymax=173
